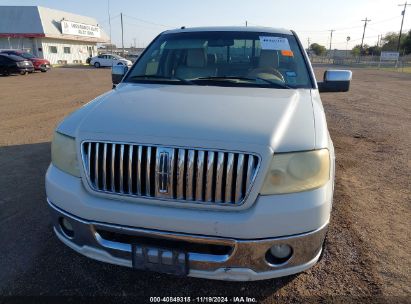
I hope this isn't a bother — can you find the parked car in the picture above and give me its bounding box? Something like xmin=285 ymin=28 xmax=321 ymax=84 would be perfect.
xmin=46 ymin=26 xmax=352 ymax=281
xmin=0 ymin=54 xmax=34 ymax=75
xmin=89 ymin=54 xmax=132 ymax=68
xmin=0 ymin=50 xmax=50 ymax=72
xmin=126 ymin=54 xmax=139 ymax=63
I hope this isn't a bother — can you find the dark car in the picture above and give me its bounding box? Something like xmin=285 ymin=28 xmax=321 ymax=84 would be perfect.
xmin=0 ymin=50 xmax=51 ymax=72
xmin=0 ymin=54 xmax=34 ymax=75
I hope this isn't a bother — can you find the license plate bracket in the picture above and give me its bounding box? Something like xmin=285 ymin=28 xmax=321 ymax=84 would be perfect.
xmin=131 ymin=244 xmax=188 ymax=276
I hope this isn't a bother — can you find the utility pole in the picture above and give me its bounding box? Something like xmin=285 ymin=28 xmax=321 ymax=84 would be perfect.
xmin=133 ymin=38 xmax=136 ymax=48
xmin=120 ymin=13 xmax=124 ymax=57
xmin=245 ymin=21 xmax=248 ymax=27
xmin=329 ymin=30 xmax=335 ymax=57
xmin=107 ymin=0 xmax=112 ymax=54
xmin=307 ymin=37 xmax=310 ymax=50
xmin=397 ymin=2 xmax=411 ymax=51
xmin=360 ymin=17 xmax=371 ymax=54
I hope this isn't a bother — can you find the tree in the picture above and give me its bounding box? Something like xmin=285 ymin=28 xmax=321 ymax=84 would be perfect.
xmin=367 ymin=45 xmax=381 ymax=56
xmin=352 ymin=44 xmax=370 ymax=56
xmin=351 ymin=44 xmax=380 ymax=56
xmin=402 ymin=30 xmax=411 ymax=54
xmin=381 ymin=32 xmax=405 ymax=51
xmin=310 ymin=43 xmax=327 ymax=56
xmin=351 ymin=44 xmax=362 ymax=56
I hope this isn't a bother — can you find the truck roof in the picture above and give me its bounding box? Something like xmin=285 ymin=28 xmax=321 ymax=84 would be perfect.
xmin=163 ymin=26 xmax=293 ymax=35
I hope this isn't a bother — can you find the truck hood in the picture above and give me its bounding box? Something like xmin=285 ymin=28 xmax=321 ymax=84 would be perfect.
xmin=60 ymin=83 xmax=316 ymax=152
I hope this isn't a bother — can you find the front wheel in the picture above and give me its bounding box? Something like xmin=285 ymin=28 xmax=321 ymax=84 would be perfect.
xmin=20 ymin=71 xmax=27 ymax=75
xmin=94 ymin=62 xmax=101 ymax=68
xmin=40 ymin=69 xmax=47 ymax=73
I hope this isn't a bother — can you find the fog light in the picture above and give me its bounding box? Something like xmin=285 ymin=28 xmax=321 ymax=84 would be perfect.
xmin=59 ymin=217 xmax=74 ymax=238
xmin=270 ymin=244 xmax=292 ymax=259
xmin=266 ymin=244 xmax=293 ymax=265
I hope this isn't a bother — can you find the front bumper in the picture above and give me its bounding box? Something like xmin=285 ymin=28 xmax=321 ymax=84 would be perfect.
xmin=34 ymin=63 xmax=51 ymax=71
xmin=49 ymin=200 xmax=328 ymax=281
xmin=12 ymin=66 xmax=34 ymax=73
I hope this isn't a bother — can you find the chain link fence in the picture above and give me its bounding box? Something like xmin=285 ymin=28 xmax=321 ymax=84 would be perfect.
xmin=309 ymin=54 xmax=411 ymax=72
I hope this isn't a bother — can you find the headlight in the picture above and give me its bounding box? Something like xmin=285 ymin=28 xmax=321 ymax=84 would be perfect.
xmin=260 ymin=149 xmax=330 ymax=195
xmin=51 ymin=132 xmax=80 ymax=177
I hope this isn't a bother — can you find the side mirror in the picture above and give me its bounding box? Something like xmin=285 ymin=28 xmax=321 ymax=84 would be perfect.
xmin=112 ymin=65 xmax=128 ymax=86
xmin=318 ymin=70 xmax=352 ymax=93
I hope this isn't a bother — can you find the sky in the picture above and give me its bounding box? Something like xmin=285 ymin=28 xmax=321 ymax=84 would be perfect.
xmin=0 ymin=0 xmax=409 ymax=50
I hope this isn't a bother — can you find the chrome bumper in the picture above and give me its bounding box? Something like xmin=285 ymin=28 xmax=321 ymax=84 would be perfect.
xmin=48 ymin=200 xmax=328 ymax=281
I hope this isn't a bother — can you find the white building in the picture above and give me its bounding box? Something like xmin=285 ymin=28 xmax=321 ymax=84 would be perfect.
xmin=0 ymin=6 xmax=109 ymax=64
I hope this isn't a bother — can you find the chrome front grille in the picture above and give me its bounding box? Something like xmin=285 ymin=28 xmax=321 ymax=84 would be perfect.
xmin=81 ymin=141 xmax=259 ymax=206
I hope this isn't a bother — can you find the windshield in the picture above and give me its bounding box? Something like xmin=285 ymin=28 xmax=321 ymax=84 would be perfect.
xmin=125 ymin=31 xmax=312 ymax=89
xmin=19 ymin=52 xmax=35 ymax=59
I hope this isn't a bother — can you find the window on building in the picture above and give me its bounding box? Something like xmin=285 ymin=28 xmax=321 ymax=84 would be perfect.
xmin=63 ymin=47 xmax=71 ymax=54
xmin=49 ymin=46 xmax=58 ymax=54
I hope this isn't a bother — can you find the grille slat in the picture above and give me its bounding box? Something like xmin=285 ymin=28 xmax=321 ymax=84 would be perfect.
xmin=136 ymin=146 xmax=142 ymax=195
xmin=176 ymin=149 xmax=185 ymax=200
xmin=246 ymin=155 xmax=256 ymax=194
xmin=128 ymin=145 xmax=133 ymax=194
xmin=214 ymin=152 xmax=225 ymax=203
xmin=234 ymin=154 xmax=245 ymax=202
xmin=102 ymin=143 xmax=107 ymax=191
xmin=94 ymin=143 xmax=99 ymax=188
xmin=205 ymin=151 xmax=215 ymax=202
xmin=195 ymin=151 xmax=205 ymax=201
xmin=225 ymin=153 xmax=235 ymax=203
xmin=83 ymin=142 xmax=259 ymax=207
xmin=87 ymin=143 xmax=91 ymax=182
xmin=146 ymin=147 xmax=152 ymax=196
xmin=186 ymin=150 xmax=195 ymax=201
xmin=110 ymin=144 xmax=116 ymax=192
xmin=119 ymin=144 xmax=124 ymax=193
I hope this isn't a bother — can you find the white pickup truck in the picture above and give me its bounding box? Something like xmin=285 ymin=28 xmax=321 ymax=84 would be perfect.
xmin=46 ymin=26 xmax=352 ymax=281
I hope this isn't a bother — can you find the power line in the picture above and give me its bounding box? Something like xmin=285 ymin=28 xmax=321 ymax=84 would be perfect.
xmin=295 ymin=15 xmax=401 ymax=34
xmin=122 ymin=14 xmax=171 ymax=28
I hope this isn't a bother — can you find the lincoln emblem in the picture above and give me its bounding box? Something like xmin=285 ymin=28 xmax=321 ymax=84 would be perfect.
xmin=157 ymin=151 xmax=170 ymax=193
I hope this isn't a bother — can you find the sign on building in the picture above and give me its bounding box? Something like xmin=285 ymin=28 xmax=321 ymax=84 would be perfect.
xmin=380 ymin=51 xmax=399 ymax=61
xmin=61 ymin=20 xmax=101 ymax=38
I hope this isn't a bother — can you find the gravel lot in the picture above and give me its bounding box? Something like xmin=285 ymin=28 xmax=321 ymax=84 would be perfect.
xmin=0 ymin=66 xmax=409 ymax=303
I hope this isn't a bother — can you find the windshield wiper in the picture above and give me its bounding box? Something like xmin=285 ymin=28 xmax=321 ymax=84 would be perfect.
xmin=128 ymin=75 xmax=194 ymax=85
xmin=191 ymin=76 xmax=291 ymax=89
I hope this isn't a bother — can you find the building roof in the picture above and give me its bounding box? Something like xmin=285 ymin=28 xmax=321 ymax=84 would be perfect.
xmin=0 ymin=6 xmax=109 ymax=43
xmin=164 ymin=26 xmax=293 ymax=35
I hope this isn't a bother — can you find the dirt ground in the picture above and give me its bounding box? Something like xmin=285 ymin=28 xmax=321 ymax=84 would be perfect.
xmin=0 ymin=66 xmax=409 ymax=303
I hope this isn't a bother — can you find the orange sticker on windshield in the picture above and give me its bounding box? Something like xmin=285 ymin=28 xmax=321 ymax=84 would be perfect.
xmin=281 ymin=50 xmax=294 ymax=57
